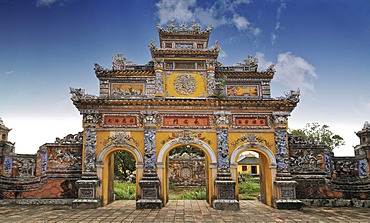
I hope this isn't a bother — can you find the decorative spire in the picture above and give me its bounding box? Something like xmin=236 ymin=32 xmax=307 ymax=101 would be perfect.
xmin=0 ymin=117 xmax=3 ymax=126
xmin=112 ymin=53 xmax=126 ymax=71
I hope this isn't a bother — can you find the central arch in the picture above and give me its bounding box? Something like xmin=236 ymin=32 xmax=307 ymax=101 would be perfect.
xmin=230 ymin=143 xmax=277 ymax=207
xmin=96 ymin=142 xmax=144 ymax=206
xmin=157 ymin=137 xmax=217 ymax=205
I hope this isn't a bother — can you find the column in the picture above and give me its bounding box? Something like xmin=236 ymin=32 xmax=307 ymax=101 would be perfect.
xmin=212 ymin=111 xmax=240 ymax=210
xmin=136 ymin=111 xmax=163 ymax=209
xmin=273 ymin=112 xmax=302 ymax=209
xmin=73 ymin=111 xmax=101 ymax=209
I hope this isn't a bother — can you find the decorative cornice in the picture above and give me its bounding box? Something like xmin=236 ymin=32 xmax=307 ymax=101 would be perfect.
xmin=72 ymin=97 xmax=298 ymax=111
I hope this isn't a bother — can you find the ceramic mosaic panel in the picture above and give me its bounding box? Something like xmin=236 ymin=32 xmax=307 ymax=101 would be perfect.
xmin=3 ymin=157 xmax=12 ymax=176
xmin=226 ymin=85 xmax=259 ymax=97
xmin=110 ymin=83 xmax=144 ymax=97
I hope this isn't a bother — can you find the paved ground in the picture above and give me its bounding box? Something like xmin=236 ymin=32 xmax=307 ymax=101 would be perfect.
xmin=0 ymin=200 xmax=369 ymax=223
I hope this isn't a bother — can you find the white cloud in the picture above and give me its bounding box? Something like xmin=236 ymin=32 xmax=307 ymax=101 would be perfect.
xmin=36 ymin=0 xmax=60 ymax=7
xmin=256 ymin=52 xmax=317 ymax=94
xmin=194 ymin=7 xmax=228 ymax=28
xmin=255 ymin=52 xmax=273 ymax=71
xmin=2 ymin=70 xmax=15 ymax=77
xmin=156 ymin=0 xmax=260 ymax=35
xmin=251 ymin=27 xmax=262 ymax=36
xmin=232 ymin=14 xmax=249 ymax=31
xmin=275 ymin=52 xmax=317 ymax=94
xmin=271 ymin=0 xmax=287 ymax=44
xmin=270 ymin=33 xmax=277 ymax=45
xmin=156 ymin=0 xmax=196 ymax=24
xmin=219 ymin=49 xmax=228 ymax=58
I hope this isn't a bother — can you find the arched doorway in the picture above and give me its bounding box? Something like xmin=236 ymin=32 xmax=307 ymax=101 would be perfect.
xmin=96 ymin=143 xmax=144 ymax=206
xmin=167 ymin=145 xmax=206 ymax=200
xmin=230 ymin=144 xmax=277 ymax=207
xmin=157 ymin=137 xmax=217 ymax=206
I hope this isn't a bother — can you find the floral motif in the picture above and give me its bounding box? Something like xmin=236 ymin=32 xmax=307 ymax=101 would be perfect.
xmin=231 ymin=133 xmax=270 ymax=147
xmin=101 ymin=132 xmax=139 ymax=147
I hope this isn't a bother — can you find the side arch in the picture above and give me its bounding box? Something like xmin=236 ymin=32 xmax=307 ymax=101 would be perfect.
xmin=157 ymin=138 xmax=217 ymax=164
xmin=230 ymin=143 xmax=276 ymax=167
xmin=96 ymin=142 xmax=144 ymax=206
xmin=230 ymin=143 xmax=276 ymax=207
xmin=97 ymin=142 xmax=143 ymax=164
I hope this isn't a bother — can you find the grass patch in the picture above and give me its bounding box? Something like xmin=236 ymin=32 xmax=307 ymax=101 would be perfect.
xmin=114 ymin=181 xmax=136 ymax=200
xmin=238 ymin=174 xmax=260 ymax=200
xmin=169 ymin=186 xmax=206 ymax=200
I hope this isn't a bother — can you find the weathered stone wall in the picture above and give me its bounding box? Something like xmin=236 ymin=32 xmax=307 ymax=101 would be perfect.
xmin=288 ymin=135 xmax=370 ymax=207
xmin=0 ymin=133 xmax=82 ymax=202
xmin=168 ymin=152 xmax=206 ymax=186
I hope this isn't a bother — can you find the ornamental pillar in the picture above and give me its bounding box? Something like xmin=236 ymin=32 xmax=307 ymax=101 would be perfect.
xmin=212 ymin=111 xmax=240 ymax=210
xmin=73 ymin=111 xmax=101 ymax=209
xmin=272 ymin=112 xmax=302 ymax=209
xmin=136 ymin=111 xmax=163 ymax=209
xmin=154 ymin=60 xmax=164 ymax=97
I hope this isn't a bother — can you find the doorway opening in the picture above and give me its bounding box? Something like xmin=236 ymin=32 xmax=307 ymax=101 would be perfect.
xmin=237 ymin=152 xmax=260 ymax=200
xmin=102 ymin=149 xmax=138 ymax=205
xmin=233 ymin=148 xmax=274 ymax=206
xmin=165 ymin=145 xmax=208 ymax=202
xmin=112 ymin=150 xmax=137 ymax=201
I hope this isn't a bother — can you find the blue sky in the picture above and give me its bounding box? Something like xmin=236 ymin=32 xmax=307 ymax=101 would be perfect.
xmin=1 ymin=0 xmax=369 ymax=156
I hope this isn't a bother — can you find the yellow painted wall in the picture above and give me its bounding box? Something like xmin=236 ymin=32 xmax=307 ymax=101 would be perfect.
xmin=166 ymin=72 xmax=206 ymax=98
xmin=237 ymin=164 xmax=260 ymax=175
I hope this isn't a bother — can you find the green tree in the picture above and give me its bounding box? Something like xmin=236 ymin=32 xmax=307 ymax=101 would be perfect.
xmin=289 ymin=122 xmax=345 ymax=149
xmin=114 ymin=151 xmax=136 ymax=181
xmin=169 ymin=145 xmax=205 ymax=157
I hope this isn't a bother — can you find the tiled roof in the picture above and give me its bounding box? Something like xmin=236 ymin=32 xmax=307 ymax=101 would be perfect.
xmin=238 ymin=156 xmax=259 ymax=165
xmin=96 ymin=70 xmax=155 ymax=77
xmin=215 ymin=71 xmax=273 ymax=79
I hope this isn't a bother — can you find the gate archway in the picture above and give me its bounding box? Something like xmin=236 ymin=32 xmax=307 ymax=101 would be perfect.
xmin=96 ymin=142 xmax=144 ymax=206
xmin=230 ymin=144 xmax=277 ymax=207
xmin=157 ymin=137 xmax=217 ymax=205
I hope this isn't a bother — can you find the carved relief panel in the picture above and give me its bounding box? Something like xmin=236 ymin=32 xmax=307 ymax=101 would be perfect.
xmin=226 ymin=85 xmax=259 ymax=97
xmin=165 ymin=72 xmax=206 ymax=98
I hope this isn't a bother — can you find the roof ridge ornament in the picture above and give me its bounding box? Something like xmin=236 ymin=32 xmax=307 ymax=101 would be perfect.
xmin=210 ymin=40 xmax=220 ymax=53
xmin=69 ymin=87 xmax=98 ymax=102
xmin=156 ymin=21 xmax=212 ymax=34
xmin=276 ymin=89 xmax=300 ymax=103
xmin=363 ymin=121 xmax=370 ymax=130
xmin=112 ymin=53 xmax=126 ymax=71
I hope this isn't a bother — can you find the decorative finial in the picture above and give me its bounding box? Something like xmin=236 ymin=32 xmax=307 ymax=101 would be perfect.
xmin=363 ymin=121 xmax=370 ymax=130
xmin=149 ymin=39 xmax=157 ymax=51
xmin=0 ymin=117 xmax=4 ymax=126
